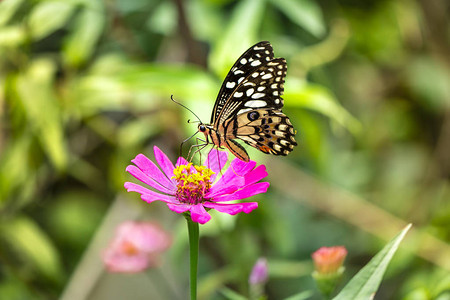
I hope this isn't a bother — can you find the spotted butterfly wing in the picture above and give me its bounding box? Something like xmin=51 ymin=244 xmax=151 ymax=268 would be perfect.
xmin=199 ymin=41 xmax=297 ymax=162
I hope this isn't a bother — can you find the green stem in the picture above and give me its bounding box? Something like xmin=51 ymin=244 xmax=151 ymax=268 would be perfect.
xmin=187 ymin=217 xmax=199 ymax=300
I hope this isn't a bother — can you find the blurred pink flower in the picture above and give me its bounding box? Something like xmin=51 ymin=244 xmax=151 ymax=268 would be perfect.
xmin=312 ymin=246 xmax=347 ymax=275
xmin=103 ymin=221 xmax=172 ymax=273
xmin=124 ymin=146 xmax=269 ymax=224
xmin=249 ymin=257 xmax=268 ymax=285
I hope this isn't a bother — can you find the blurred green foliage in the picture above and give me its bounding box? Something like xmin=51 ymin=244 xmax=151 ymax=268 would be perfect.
xmin=0 ymin=0 xmax=449 ymax=299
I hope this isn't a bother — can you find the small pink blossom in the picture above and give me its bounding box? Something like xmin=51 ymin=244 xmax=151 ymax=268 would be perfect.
xmin=249 ymin=257 xmax=268 ymax=285
xmin=312 ymin=246 xmax=347 ymax=275
xmin=124 ymin=146 xmax=269 ymax=224
xmin=103 ymin=221 xmax=172 ymax=273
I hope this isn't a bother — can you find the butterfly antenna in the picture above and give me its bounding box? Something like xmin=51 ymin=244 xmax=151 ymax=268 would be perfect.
xmin=171 ymin=95 xmax=203 ymax=123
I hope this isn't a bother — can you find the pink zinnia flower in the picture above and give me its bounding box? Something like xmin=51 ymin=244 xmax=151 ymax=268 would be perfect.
xmin=312 ymin=246 xmax=348 ymax=275
xmin=103 ymin=221 xmax=172 ymax=273
xmin=124 ymin=146 xmax=269 ymax=224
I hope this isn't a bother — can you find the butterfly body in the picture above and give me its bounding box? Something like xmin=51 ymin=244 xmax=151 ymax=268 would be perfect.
xmin=197 ymin=41 xmax=297 ymax=162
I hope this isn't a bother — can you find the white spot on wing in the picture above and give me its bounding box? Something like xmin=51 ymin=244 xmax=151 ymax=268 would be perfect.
xmin=257 ymin=86 xmax=265 ymax=92
xmin=253 ymin=46 xmax=265 ymax=50
xmin=261 ymin=74 xmax=273 ymax=80
xmin=274 ymin=99 xmax=281 ymax=105
xmin=237 ymin=77 xmax=244 ymax=84
xmin=226 ymin=81 xmax=236 ymax=89
xmin=246 ymin=88 xmax=254 ymax=96
xmin=240 ymin=58 xmax=247 ymax=64
xmin=238 ymin=108 xmax=252 ymax=115
xmin=251 ymin=60 xmax=261 ymax=67
xmin=245 ymin=100 xmax=266 ymax=107
xmin=234 ymin=92 xmax=243 ymax=98
xmin=251 ymin=93 xmax=265 ymax=99
xmin=252 ymin=72 xmax=259 ymax=78
xmin=234 ymin=70 xmax=244 ymax=75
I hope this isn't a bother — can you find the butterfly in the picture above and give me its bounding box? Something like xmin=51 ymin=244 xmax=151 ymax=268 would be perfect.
xmin=196 ymin=41 xmax=297 ymax=162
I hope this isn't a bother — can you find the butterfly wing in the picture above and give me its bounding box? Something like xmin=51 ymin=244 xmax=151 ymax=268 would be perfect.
xmin=214 ymin=57 xmax=287 ymax=127
xmin=210 ymin=41 xmax=297 ymax=160
xmin=211 ymin=41 xmax=274 ymax=124
xmin=231 ymin=109 xmax=297 ymax=156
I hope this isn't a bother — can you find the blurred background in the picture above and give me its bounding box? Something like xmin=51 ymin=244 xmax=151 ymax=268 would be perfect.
xmin=0 ymin=0 xmax=449 ymax=299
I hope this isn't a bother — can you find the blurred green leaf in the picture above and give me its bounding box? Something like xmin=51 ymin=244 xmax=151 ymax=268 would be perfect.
xmin=146 ymin=1 xmax=176 ymax=35
xmin=333 ymin=224 xmax=412 ymax=300
xmin=269 ymin=0 xmax=326 ymax=38
xmin=220 ymin=287 xmax=247 ymax=300
xmin=118 ymin=64 xmax=217 ymax=101
xmin=0 ymin=134 xmax=31 ymax=206
xmin=28 ymin=1 xmax=76 ymax=40
xmin=45 ymin=190 xmax=105 ymax=248
xmin=63 ymin=1 xmax=105 ymax=68
xmin=209 ymin=0 xmax=266 ymax=77
xmin=15 ymin=58 xmax=67 ymax=170
xmin=285 ymin=79 xmax=361 ymax=135
xmin=1 ymin=216 xmax=63 ymax=280
xmin=0 ymin=273 xmax=35 ymax=300
xmin=406 ymin=57 xmax=450 ymax=111
xmin=284 ymin=290 xmax=315 ymax=300
xmin=0 ymin=25 xmax=25 ymax=47
xmin=0 ymin=0 xmax=24 ymax=26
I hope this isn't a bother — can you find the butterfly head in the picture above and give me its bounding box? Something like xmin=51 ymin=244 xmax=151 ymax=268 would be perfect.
xmin=198 ymin=124 xmax=207 ymax=133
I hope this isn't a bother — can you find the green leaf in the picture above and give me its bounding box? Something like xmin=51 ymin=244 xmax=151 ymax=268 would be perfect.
xmin=220 ymin=287 xmax=248 ymax=300
xmin=285 ymin=79 xmax=361 ymax=135
xmin=15 ymin=59 xmax=67 ymax=170
xmin=0 ymin=0 xmax=25 ymax=27
xmin=1 ymin=216 xmax=63 ymax=280
xmin=209 ymin=0 xmax=266 ymax=78
xmin=28 ymin=1 xmax=76 ymax=39
xmin=0 ymin=25 xmax=26 ymax=47
xmin=0 ymin=134 xmax=31 ymax=206
xmin=283 ymin=290 xmax=314 ymax=300
xmin=269 ymin=0 xmax=326 ymax=37
xmin=63 ymin=1 xmax=105 ymax=68
xmin=333 ymin=224 xmax=412 ymax=300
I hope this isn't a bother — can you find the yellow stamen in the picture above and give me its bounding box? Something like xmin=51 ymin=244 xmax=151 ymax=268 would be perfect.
xmin=172 ymin=164 xmax=215 ymax=204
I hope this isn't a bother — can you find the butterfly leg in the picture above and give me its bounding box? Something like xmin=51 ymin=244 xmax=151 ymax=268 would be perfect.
xmin=187 ymin=137 xmax=209 ymax=163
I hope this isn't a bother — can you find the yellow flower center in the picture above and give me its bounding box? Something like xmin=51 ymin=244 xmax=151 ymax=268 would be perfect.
xmin=172 ymin=163 xmax=215 ymax=204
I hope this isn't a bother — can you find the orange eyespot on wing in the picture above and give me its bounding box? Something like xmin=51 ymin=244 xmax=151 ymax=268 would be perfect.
xmin=258 ymin=145 xmax=272 ymax=153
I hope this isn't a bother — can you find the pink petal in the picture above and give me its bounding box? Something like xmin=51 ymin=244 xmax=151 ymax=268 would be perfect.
xmin=103 ymin=250 xmax=150 ymax=273
xmin=176 ymin=156 xmax=189 ymax=167
xmin=124 ymin=182 xmax=172 ymax=197
xmin=131 ymin=154 xmax=175 ymax=190
xmin=205 ymin=149 xmax=228 ymax=182
xmin=213 ymin=182 xmax=269 ymax=202
xmin=244 ymin=165 xmax=268 ymax=187
xmin=153 ymin=146 xmax=176 ymax=184
xmin=166 ymin=203 xmax=191 ymax=214
xmin=208 ymin=166 xmax=246 ymax=194
xmin=204 ymin=184 xmax=240 ymax=198
xmin=126 ymin=165 xmax=175 ymax=195
xmin=230 ymin=158 xmax=257 ymax=176
xmin=189 ymin=204 xmax=211 ymax=224
xmin=203 ymin=201 xmax=258 ymax=215
xmin=136 ymin=189 xmax=178 ymax=204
